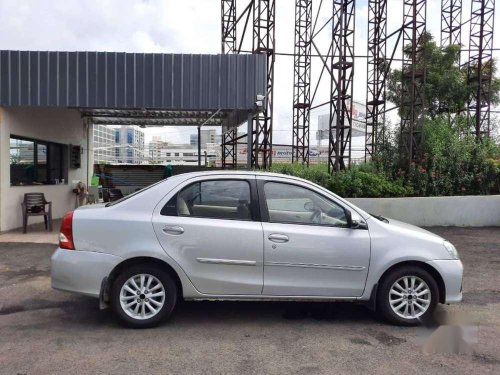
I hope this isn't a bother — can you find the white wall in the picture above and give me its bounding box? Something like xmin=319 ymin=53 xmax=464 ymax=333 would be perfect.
xmin=348 ymin=196 xmax=500 ymax=227
xmin=0 ymin=107 xmax=91 ymax=232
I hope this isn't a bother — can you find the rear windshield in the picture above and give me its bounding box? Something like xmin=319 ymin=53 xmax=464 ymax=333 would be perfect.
xmin=105 ymin=180 xmax=165 ymax=207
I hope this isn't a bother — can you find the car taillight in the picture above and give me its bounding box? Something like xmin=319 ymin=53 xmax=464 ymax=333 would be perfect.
xmin=59 ymin=211 xmax=75 ymax=250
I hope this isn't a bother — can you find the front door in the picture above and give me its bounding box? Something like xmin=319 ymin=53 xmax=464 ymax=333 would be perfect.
xmin=152 ymin=177 xmax=263 ymax=295
xmin=259 ymin=179 xmax=371 ymax=297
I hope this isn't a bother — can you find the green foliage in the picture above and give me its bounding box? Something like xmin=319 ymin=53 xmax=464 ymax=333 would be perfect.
xmin=269 ymin=163 xmax=413 ymax=198
xmin=371 ymin=115 xmax=500 ymax=196
xmin=269 ymin=115 xmax=499 ymax=198
xmin=386 ymin=32 xmax=500 ymax=119
xmin=406 ymin=117 xmax=500 ymax=196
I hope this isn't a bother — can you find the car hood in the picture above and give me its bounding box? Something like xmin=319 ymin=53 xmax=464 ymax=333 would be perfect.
xmin=384 ymin=218 xmax=444 ymax=242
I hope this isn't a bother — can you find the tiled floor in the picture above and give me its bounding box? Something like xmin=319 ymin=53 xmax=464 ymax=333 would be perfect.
xmin=0 ymin=219 xmax=60 ymax=244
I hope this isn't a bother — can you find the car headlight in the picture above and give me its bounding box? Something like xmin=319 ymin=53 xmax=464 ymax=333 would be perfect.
xmin=443 ymin=241 xmax=459 ymax=260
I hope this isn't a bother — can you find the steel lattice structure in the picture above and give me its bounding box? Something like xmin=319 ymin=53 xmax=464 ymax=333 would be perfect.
xmin=292 ymin=0 xmax=312 ymax=164
xmin=219 ymin=0 xmax=496 ymax=171
xmin=440 ymin=0 xmax=462 ymax=48
xmin=466 ymin=0 xmax=495 ymax=138
xmin=365 ymin=0 xmax=387 ymax=160
xmin=221 ymin=0 xmax=239 ymax=168
xmin=399 ymin=0 xmax=427 ymax=165
xmin=222 ymin=128 xmax=238 ymax=168
xmin=252 ymin=0 xmax=275 ymax=168
xmin=221 ymin=0 xmax=237 ymax=53
xmin=328 ymin=0 xmax=355 ymax=172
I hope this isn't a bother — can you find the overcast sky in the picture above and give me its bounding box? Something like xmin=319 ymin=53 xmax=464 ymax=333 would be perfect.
xmin=0 ymin=0 xmax=498 ymax=145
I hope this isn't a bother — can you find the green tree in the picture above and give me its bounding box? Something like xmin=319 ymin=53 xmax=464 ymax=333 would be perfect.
xmin=386 ymin=32 xmax=500 ymax=119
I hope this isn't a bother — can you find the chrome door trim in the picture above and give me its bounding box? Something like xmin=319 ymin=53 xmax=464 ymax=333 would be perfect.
xmin=264 ymin=261 xmax=366 ymax=271
xmin=196 ymin=257 xmax=257 ymax=266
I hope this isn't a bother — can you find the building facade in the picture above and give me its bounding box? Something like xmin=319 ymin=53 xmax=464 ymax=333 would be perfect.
xmin=93 ymin=125 xmax=116 ymax=164
xmin=190 ymin=129 xmax=221 ymax=148
xmin=114 ymin=126 xmax=145 ymax=164
xmin=148 ymin=137 xmax=170 ymax=164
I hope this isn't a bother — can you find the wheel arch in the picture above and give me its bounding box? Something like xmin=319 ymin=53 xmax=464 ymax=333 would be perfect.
xmin=106 ymin=256 xmax=184 ymax=301
xmin=375 ymin=260 xmax=446 ymax=304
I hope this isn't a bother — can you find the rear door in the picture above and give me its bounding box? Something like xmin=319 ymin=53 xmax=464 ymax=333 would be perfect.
xmin=152 ymin=175 xmax=264 ymax=295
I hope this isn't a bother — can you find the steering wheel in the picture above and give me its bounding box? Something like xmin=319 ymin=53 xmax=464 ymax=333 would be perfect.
xmin=310 ymin=208 xmax=323 ymax=224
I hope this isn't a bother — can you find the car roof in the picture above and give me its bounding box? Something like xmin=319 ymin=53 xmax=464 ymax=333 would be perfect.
xmin=172 ymin=170 xmax=294 ymax=179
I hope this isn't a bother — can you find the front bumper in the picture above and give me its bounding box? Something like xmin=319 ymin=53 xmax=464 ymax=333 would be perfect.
xmin=51 ymin=248 xmax=123 ymax=298
xmin=426 ymin=259 xmax=463 ymax=304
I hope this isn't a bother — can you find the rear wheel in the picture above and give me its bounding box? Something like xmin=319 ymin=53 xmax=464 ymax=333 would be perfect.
xmin=111 ymin=265 xmax=177 ymax=328
xmin=377 ymin=266 xmax=439 ymax=326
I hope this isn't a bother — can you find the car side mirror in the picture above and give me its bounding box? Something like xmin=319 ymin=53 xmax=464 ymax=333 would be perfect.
xmin=347 ymin=210 xmax=368 ymax=230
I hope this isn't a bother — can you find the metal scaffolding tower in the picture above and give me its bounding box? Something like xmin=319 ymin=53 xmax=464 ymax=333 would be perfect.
xmin=218 ymin=0 xmax=497 ymax=169
xmin=440 ymin=0 xmax=462 ymax=48
xmin=292 ymin=0 xmax=312 ymax=164
xmin=399 ymin=0 xmax=427 ymax=165
xmin=365 ymin=0 xmax=387 ymax=160
xmin=222 ymin=127 xmax=238 ymax=168
xmin=466 ymin=0 xmax=495 ymax=138
xmin=221 ymin=0 xmax=237 ymax=53
xmin=252 ymin=0 xmax=275 ymax=168
xmin=329 ymin=0 xmax=355 ymax=172
xmin=221 ymin=0 xmax=238 ymax=168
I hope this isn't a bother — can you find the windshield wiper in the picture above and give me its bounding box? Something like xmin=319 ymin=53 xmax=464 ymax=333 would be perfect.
xmin=370 ymin=213 xmax=389 ymax=223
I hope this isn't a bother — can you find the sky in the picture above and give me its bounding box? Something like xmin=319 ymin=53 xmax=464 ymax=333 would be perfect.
xmin=0 ymin=0 xmax=498 ymax=145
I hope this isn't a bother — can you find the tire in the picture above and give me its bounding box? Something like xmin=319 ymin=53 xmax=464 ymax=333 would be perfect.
xmin=110 ymin=264 xmax=177 ymax=328
xmin=377 ymin=266 xmax=439 ymax=326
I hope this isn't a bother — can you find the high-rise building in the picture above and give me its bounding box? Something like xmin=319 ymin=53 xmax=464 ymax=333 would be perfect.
xmin=190 ymin=129 xmax=221 ymax=147
xmin=148 ymin=138 xmax=169 ymax=164
xmin=114 ymin=126 xmax=145 ymax=164
xmin=93 ymin=125 xmax=117 ymax=163
xmin=93 ymin=125 xmax=145 ymax=164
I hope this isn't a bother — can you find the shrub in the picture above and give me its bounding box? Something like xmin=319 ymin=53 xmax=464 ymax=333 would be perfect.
xmin=269 ymin=163 xmax=413 ymax=198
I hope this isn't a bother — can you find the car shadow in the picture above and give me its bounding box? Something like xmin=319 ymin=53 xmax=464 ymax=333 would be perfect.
xmin=2 ymin=294 xmax=382 ymax=330
xmin=169 ymin=300 xmax=379 ymax=326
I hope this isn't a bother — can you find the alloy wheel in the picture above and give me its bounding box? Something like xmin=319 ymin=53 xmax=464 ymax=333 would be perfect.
xmin=388 ymin=275 xmax=431 ymax=319
xmin=119 ymin=273 xmax=166 ymax=320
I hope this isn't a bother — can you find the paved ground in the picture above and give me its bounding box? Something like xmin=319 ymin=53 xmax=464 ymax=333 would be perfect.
xmin=0 ymin=227 xmax=499 ymax=374
xmin=0 ymin=220 xmax=60 ymax=245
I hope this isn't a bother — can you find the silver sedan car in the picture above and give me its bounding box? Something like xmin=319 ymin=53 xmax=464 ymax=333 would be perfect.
xmin=52 ymin=171 xmax=463 ymax=328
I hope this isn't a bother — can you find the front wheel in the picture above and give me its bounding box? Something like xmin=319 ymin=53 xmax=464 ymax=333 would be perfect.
xmin=377 ymin=266 xmax=439 ymax=326
xmin=110 ymin=265 xmax=177 ymax=328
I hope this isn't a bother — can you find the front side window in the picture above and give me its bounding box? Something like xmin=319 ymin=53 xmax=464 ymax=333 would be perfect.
xmin=162 ymin=180 xmax=252 ymax=221
xmin=264 ymin=182 xmax=348 ymax=227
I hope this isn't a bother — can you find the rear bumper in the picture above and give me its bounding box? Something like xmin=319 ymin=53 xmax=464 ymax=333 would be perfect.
xmin=51 ymin=248 xmax=123 ymax=298
xmin=426 ymin=259 xmax=463 ymax=304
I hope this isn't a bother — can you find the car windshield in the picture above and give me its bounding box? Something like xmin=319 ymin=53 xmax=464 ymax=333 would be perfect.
xmin=105 ymin=179 xmax=166 ymax=207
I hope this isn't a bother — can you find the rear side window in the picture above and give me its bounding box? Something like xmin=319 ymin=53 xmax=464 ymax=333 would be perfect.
xmin=161 ymin=180 xmax=252 ymax=221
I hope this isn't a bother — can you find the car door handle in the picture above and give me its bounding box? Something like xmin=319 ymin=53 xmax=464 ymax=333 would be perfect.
xmin=162 ymin=225 xmax=184 ymax=235
xmin=268 ymin=233 xmax=289 ymax=243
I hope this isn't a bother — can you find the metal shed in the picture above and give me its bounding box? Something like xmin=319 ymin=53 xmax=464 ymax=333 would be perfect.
xmin=0 ymin=50 xmax=267 ymax=127
xmin=0 ymin=50 xmax=267 ymax=110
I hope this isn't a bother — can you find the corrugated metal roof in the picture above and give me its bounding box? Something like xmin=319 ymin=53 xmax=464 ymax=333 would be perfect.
xmin=0 ymin=50 xmax=266 ymax=111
